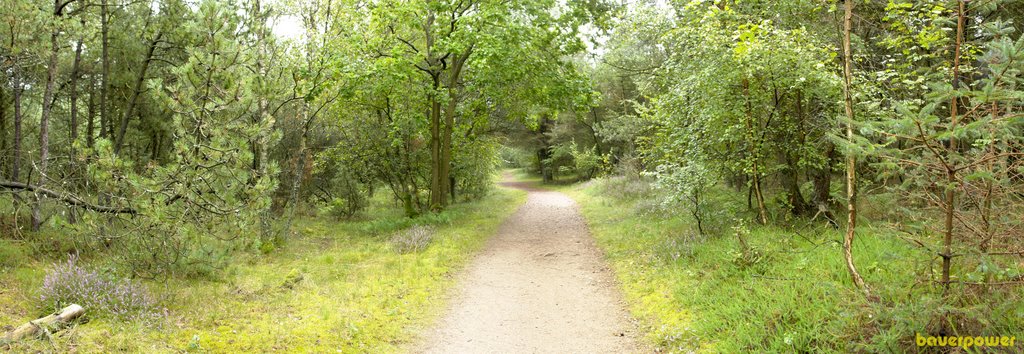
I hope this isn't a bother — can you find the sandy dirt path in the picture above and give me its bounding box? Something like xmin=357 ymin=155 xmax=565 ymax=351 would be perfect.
xmin=414 ymin=176 xmax=645 ymax=353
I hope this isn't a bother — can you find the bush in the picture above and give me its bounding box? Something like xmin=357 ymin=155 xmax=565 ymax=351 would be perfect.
xmin=390 ymin=225 xmax=435 ymax=254
xmin=453 ymin=139 xmax=499 ymax=201
xmin=39 ymin=256 xmax=162 ymax=323
xmin=324 ymin=195 xmax=365 ymax=220
xmin=324 ymin=170 xmax=369 ymax=219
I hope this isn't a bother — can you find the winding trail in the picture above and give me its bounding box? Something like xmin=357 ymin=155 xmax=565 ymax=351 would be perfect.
xmin=415 ymin=175 xmax=644 ymax=353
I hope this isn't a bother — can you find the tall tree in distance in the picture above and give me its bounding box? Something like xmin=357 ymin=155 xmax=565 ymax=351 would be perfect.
xmin=360 ymin=0 xmax=603 ymax=211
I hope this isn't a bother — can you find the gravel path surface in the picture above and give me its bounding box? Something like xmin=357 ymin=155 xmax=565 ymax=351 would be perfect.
xmin=414 ymin=176 xmax=645 ymax=353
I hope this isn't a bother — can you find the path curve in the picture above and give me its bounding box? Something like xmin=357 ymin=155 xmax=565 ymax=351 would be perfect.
xmin=414 ymin=176 xmax=644 ymax=353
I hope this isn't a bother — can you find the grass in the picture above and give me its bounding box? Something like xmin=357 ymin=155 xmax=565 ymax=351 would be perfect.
xmin=0 ymin=183 xmax=526 ymax=352
xmin=552 ymin=175 xmax=1024 ymax=353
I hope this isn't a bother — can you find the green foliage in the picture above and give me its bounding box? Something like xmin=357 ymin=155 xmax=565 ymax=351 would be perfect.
xmin=610 ymin=1 xmax=842 ymax=223
xmin=67 ymin=1 xmax=281 ymax=278
xmin=0 ymin=183 xmax=527 ymax=352
xmin=452 ymin=138 xmax=500 ymax=201
xmin=567 ymin=179 xmax=1024 ymax=352
xmin=0 ymin=240 xmax=30 ymax=268
xmin=498 ymin=145 xmax=534 ymax=168
xmin=359 ymin=210 xmax=457 ymax=237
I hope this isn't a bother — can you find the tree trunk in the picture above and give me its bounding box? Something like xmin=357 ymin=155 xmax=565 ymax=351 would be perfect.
xmin=779 ymin=151 xmax=809 ymax=216
xmin=87 ymin=75 xmax=96 ymax=149
xmin=742 ymin=79 xmax=768 ymax=225
xmin=70 ymin=39 xmax=83 ymax=145
xmin=440 ymin=52 xmax=469 ymax=207
xmin=33 ymin=3 xmax=62 ymax=231
xmin=0 ymin=84 xmax=6 ymax=177
xmin=428 ymin=84 xmax=443 ymax=209
xmin=11 ymin=70 xmax=23 ymax=183
xmin=537 ymin=116 xmax=554 ymax=182
xmin=2 ymin=304 xmax=85 ymax=344
xmin=100 ymin=0 xmax=110 ymax=141
xmin=114 ymin=32 xmax=163 ymax=155
xmin=941 ymin=0 xmax=965 ymax=297
xmin=841 ymin=0 xmax=870 ymax=296
xmin=812 ymin=142 xmax=838 ymax=227
xmin=283 ymin=125 xmax=309 ymax=241
xmin=67 ymin=37 xmax=85 ymax=225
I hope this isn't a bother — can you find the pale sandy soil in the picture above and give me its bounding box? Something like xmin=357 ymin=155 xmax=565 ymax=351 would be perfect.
xmin=413 ymin=176 xmax=646 ymax=353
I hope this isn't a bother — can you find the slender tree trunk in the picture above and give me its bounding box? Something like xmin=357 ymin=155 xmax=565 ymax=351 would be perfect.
xmin=70 ymin=39 xmax=83 ymax=145
xmin=537 ymin=115 xmax=554 ymax=182
xmin=284 ymin=120 xmax=309 ymax=242
xmin=114 ymin=32 xmax=162 ymax=154
xmin=34 ymin=3 xmax=62 ymax=231
xmin=841 ymin=0 xmax=870 ymax=296
xmin=742 ymin=79 xmax=768 ymax=225
xmin=11 ymin=70 xmax=23 ymax=183
xmin=66 ymin=36 xmax=85 ymax=225
xmin=812 ymin=143 xmax=838 ymax=227
xmin=87 ymin=75 xmax=96 ymax=149
xmin=588 ymin=107 xmax=605 ymax=157
xmin=941 ymin=0 xmax=965 ymax=293
xmin=100 ymin=0 xmax=110 ymax=140
xmin=780 ymin=152 xmax=809 ymax=216
xmin=0 ymin=85 xmax=6 ymax=177
xmin=441 ymin=105 xmax=453 ymax=207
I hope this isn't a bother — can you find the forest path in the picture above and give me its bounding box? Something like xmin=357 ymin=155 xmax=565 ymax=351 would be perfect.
xmin=413 ymin=173 xmax=644 ymax=353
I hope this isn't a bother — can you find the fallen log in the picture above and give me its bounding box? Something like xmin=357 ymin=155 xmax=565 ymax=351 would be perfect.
xmin=2 ymin=304 xmax=85 ymax=344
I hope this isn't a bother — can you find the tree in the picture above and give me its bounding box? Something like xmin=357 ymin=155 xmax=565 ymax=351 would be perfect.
xmin=357 ymin=0 xmax=602 ymax=210
xmin=840 ymin=0 xmax=870 ymax=296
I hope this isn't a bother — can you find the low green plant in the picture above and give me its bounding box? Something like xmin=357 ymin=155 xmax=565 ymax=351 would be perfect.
xmin=565 ymin=176 xmax=1024 ymax=352
xmin=0 ymin=182 xmax=528 ymax=352
xmin=0 ymin=240 xmax=30 ymax=268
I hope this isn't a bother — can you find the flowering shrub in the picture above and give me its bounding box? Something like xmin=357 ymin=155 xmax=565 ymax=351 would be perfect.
xmin=39 ymin=256 xmax=163 ymax=323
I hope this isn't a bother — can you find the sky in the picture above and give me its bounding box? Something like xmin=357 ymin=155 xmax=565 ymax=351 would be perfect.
xmin=267 ymin=1 xmax=675 ymax=57
xmin=271 ymin=14 xmax=305 ymax=41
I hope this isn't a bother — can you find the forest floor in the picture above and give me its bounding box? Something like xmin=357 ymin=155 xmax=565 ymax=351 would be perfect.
xmin=413 ymin=173 xmax=644 ymax=352
xmin=0 ymin=177 xmax=527 ymax=352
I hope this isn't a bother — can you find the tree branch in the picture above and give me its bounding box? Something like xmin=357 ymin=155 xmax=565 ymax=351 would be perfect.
xmin=0 ymin=181 xmax=137 ymax=215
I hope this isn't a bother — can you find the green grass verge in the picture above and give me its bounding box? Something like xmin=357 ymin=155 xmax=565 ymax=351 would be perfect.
xmin=0 ymin=185 xmax=526 ymax=352
xmin=558 ymin=177 xmax=1023 ymax=353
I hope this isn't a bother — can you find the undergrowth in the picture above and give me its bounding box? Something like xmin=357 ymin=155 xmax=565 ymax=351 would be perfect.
xmin=560 ymin=175 xmax=1024 ymax=353
xmin=0 ymin=182 xmax=526 ymax=352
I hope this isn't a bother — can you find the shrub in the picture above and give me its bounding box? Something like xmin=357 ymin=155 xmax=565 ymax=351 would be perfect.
xmin=390 ymin=226 xmax=435 ymax=254
xmin=323 ymin=169 xmax=369 ymax=219
xmin=39 ymin=256 xmax=162 ymax=323
xmin=453 ymin=138 xmax=499 ymax=201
